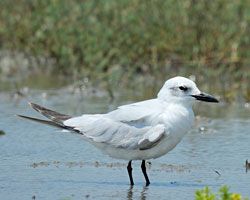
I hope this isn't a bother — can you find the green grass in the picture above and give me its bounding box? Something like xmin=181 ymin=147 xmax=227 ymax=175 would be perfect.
xmin=0 ymin=0 xmax=249 ymax=101
xmin=195 ymin=186 xmax=248 ymax=200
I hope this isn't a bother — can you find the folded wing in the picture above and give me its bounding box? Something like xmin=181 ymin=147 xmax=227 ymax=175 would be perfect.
xmin=106 ymin=99 xmax=163 ymax=127
xmin=64 ymin=116 xmax=167 ymax=150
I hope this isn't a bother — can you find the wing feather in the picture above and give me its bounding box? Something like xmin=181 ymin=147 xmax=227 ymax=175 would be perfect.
xmin=138 ymin=125 xmax=166 ymax=150
xmin=63 ymin=98 xmax=168 ymax=150
xmin=106 ymin=99 xmax=163 ymax=126
xmin=64 ymin=116 xmax=167 ymax=150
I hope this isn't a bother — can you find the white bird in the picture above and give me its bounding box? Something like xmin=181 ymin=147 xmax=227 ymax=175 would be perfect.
xmin=18 ymin=76 xmax=219 ymax=186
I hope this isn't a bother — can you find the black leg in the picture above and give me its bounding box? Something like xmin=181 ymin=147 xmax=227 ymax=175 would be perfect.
xmin=127 ymin=160 xmax=134 ymax=185
xmin=141 ymin=160 xmax=150 ymax=186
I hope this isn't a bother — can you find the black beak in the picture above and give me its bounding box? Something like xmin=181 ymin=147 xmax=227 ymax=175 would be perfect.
xmin=191 ymin=93 xmax=219 ymax=103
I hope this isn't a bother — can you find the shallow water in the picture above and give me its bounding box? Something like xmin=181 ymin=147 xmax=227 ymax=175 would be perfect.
xmin=0 ymin=91 xmax=250 ymax=200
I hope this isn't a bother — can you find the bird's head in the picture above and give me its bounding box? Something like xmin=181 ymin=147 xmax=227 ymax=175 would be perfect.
xmin=157 ymin=76 xmax=219 ymax=105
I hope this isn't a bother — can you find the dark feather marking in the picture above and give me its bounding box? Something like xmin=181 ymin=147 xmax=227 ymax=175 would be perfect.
xmin=139 ymin=134 xmax=165 ymax=150
xmin=17 ymin=114 xmax=82 ymax=135
xmin=29 ymin=102 xmax=71 ymax=124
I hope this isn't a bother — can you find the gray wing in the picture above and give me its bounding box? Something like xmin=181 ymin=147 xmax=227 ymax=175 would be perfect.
xmin=64 ymin=115 xmax=167 ymax=150
xmin=106 ymin=99 xmax=163 ymax=126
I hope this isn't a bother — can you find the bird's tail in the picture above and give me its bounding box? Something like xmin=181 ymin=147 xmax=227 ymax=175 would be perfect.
xmin=17 ymin=102 xmax=79 ymax=132
xmin=28 ymin=102 xmax=71 ymax=124
xmin=17 ymin=114 xmax=65 ymax=129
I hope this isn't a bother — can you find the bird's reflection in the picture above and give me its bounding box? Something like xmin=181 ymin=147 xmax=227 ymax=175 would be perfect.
xmin=127 ymin=186 xmax=133 ymax=200
xmin=127 ymin=185 xmax=149 ymax=200
xmin=140 ymin=186 xmax=149 ymax=200
xmin=246 ymin=160 xmax=250 ymax=173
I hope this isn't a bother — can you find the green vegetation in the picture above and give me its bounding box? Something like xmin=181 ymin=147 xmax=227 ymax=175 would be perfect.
xmin=195 ymin=186 xmax=248 ymax=200
xmin=0 ymin=130 xmax=6 ymax=135
xmin=0 ymin=0 xmax=249 ymax=101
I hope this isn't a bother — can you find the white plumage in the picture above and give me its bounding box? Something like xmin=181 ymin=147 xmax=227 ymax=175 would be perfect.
xmin=63 ymin=76 xmax=201 ymax=160
xmin=63 ymin=97 xmax=194 ymax=160
xmin=19 ymin=76 xmax=219 ymax=185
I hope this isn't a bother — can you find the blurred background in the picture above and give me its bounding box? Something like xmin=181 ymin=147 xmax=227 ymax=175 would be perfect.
xmin=1 ymin=1 xmax=250 ymax=199
xmin=0 ymin=0 xmax=249 ymax=102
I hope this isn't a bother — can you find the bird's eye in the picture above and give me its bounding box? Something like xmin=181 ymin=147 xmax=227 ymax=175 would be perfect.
xmin=179 ymin=86 xmax=188 ymax=91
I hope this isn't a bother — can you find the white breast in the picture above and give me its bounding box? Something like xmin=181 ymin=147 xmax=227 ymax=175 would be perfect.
xmin=141 ymin=104 xmax=194 ymax=159
xmin=93 ymin=104 xmax=194 ymax=161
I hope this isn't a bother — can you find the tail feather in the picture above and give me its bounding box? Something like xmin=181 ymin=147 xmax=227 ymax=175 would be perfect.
xmin=17 ymin=114 xmax=65 ymax=129
xmin=28 ymin=102 xmax=71 ymax=124
xmin=17 ymin=102 xmax=82 ymax=135
xmin=17 ymin=114 xmax=82 ymax=135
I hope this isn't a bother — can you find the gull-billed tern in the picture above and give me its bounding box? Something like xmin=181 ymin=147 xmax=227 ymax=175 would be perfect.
xmin=18 ymin=76 xmax=219 ymax=186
